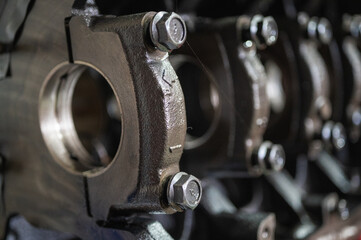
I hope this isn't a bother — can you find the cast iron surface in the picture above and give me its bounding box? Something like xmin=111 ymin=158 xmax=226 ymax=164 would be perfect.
xmin=0 ymin=0 xmax=187 ymax=239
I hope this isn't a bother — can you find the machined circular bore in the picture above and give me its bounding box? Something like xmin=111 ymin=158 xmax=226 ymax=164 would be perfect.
xmin=39 ymin=63 xmax=122 ymax=174
xmin=171 ymin=56 xmax=221 ymax=149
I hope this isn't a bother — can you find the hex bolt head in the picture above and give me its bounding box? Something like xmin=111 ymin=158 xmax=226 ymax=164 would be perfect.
xmin=349 ymin=15 xmax=361 ymax=38
xmin=317 ymin=18 xmax=332 ymax=44
xmin=253 ymin=141 xmax=285 ymax=172
xmin=268 ymin=144 xmax=286 ymax=171
xmin=322 ymin=121 xmax=346 ymax=151
xmin=250 ymin=15 xmax=278 ymax=49
xmin=150 ymin=11 xmax=187 ymax=52
xmin=299 ymin=13 xmax=333 ymax=44
xmin=167 ymin=172 xmax=202 ymax=211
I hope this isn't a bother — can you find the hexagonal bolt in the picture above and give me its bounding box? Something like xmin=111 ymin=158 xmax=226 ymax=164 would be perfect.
xmin=317 ymin=18 xmax=332 ymax=44
xmin=240 ymin=15 xmax=278 ymax=50
xmin=343 ymin=14 xmax=361 ymax=38
xmin=322 ymin=121 xmax=346 ymax=151
xmin=253 ymin=141 xmax=285 ymax=172
xmin=298 ymin=13 xmax=333 ymax=44
xmin=167 ymin=172 xmax=202 ymax=211
xmin=251 ymin=15 xmax=278 ymax=49
xmin=149 ymin=11 xmax=187 ymax=52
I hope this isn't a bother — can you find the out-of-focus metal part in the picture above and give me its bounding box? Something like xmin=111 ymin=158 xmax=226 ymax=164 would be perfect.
xmin=307 ymin=206 xmax=361 ymax=240
xmin=306 ymin=16 xmax=332 ymax=45
xmin=342 ymin=35 xmax=361 ymax=142
xmin=317 ymin=18 xmax=332 ymax=45
xmin=314 ymin=151 xmax=352 ymax=194
xmin=172 ymin=15 xmax=283 ymax=176
xmin=169 ymin=27 xmax=234 ymax=177
xmin=261 ymin=25 xmax=302 ymax=146
xmin=300 ymin=40 xmax=331 ymax=140
xmin=201 ymin=180 xmax=237 ymax=215
xmin=122 ymin=218 xmax=174 ymax=240
xmin=322 ymin=121 xmax=347 ymax=151
xmin=302 ymin=192 xmax=347 ymax=227
xmin=5 ymin=215 xmax=78 ymax=240
xmin=240 ymin=15 xmax=278 ymax=50
xmin=167 ymin=172 xmax=202 ymax=211
xmin=0 ymin=0 xmax=31 ymax=79
xmin=212 ymin=212 xmax=276 ymax=240
xmin=150 ymin=11 xmax=187 ymax=52
xmin=231 ymin=16 xmax=273 ymax=174
xmin=338 ymin=199 xmax=350 ymax=221
xmin=343 ymin=14 xmax=361 ymax=39
xmin=265 ymin=60 xmax=286 ymax=114
xmin=266 ymin=170 xmax=316 ymax=238
xmin=297 ymin=13 xmax=333 ymax=143
xmin=215 ymin=15 xmax=284 ymax=174
xmin=200 ymin=180 xmax=276 ymax=240
xmin=252 ymin=141 xmax=285 ymax=172
xmin=0 ymin=0 xmax=31 ymax=43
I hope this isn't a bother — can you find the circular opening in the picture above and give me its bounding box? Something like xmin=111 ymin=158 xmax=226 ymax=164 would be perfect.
xmin=171 ymin=56 xmax=220 ymax=149
xmin=39 ymin=63 xmax=122 ymax=174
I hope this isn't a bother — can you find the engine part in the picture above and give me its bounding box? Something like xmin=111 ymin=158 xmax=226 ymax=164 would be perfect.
xmin=2 ymin=0 xmax=361 ymax=240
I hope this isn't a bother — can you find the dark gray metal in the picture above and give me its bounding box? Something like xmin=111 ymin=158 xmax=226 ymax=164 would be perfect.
xmin=300 ymin=38 xmax=331 ymax=140
xmin=343 ymin=14 xmax=361 ymax=39
xmin=167 ymin=172 xmax=202 ymax=211
xmin=0 ymin=2 xmax=189 ymax=238
xmin=126 ymin=218 xmax=174 ymax=240
xmin=316 ymin=151 xmax=352 ymax=194
xmin=200 ymin=180 xmax=276 ymax=240
xmin=150 ymin=12 xmax=187 ymax=52
xmin=342 ymin=35 xmax=361 ymax=142
xmin=0 ymin=0 xmax=31 ymax=43
xmin=0 ymin=0 xmax=31 ymax=79
xmin=266 ymin=171 xmax=315 ymax=227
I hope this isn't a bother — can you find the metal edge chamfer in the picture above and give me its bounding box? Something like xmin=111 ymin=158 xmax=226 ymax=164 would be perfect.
xmin=150 ymin=11 xmax=187 ymax=52
xmin=167 ymin=172 xmax=202 ymax=211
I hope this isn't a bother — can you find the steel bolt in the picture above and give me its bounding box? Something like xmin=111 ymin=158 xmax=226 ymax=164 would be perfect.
xmin=254 ymin=141 xmax=285 ymax=172
xmin=167 ymin=172 xmax=202 ymax=211
xmin=150 ymin=11 xmax=187 ymax=52
xmin=249 ymin=15 xmax=278 ymax=49
xmin=322 ymin=121 xmax=346 ymax=151
xmin=348 ymin=15 xmax=361 ymax=38
xmin=317 ymin=18 xmax=332 ymax=44
xmin=299 ymin=13 xmax=333 ymax=44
